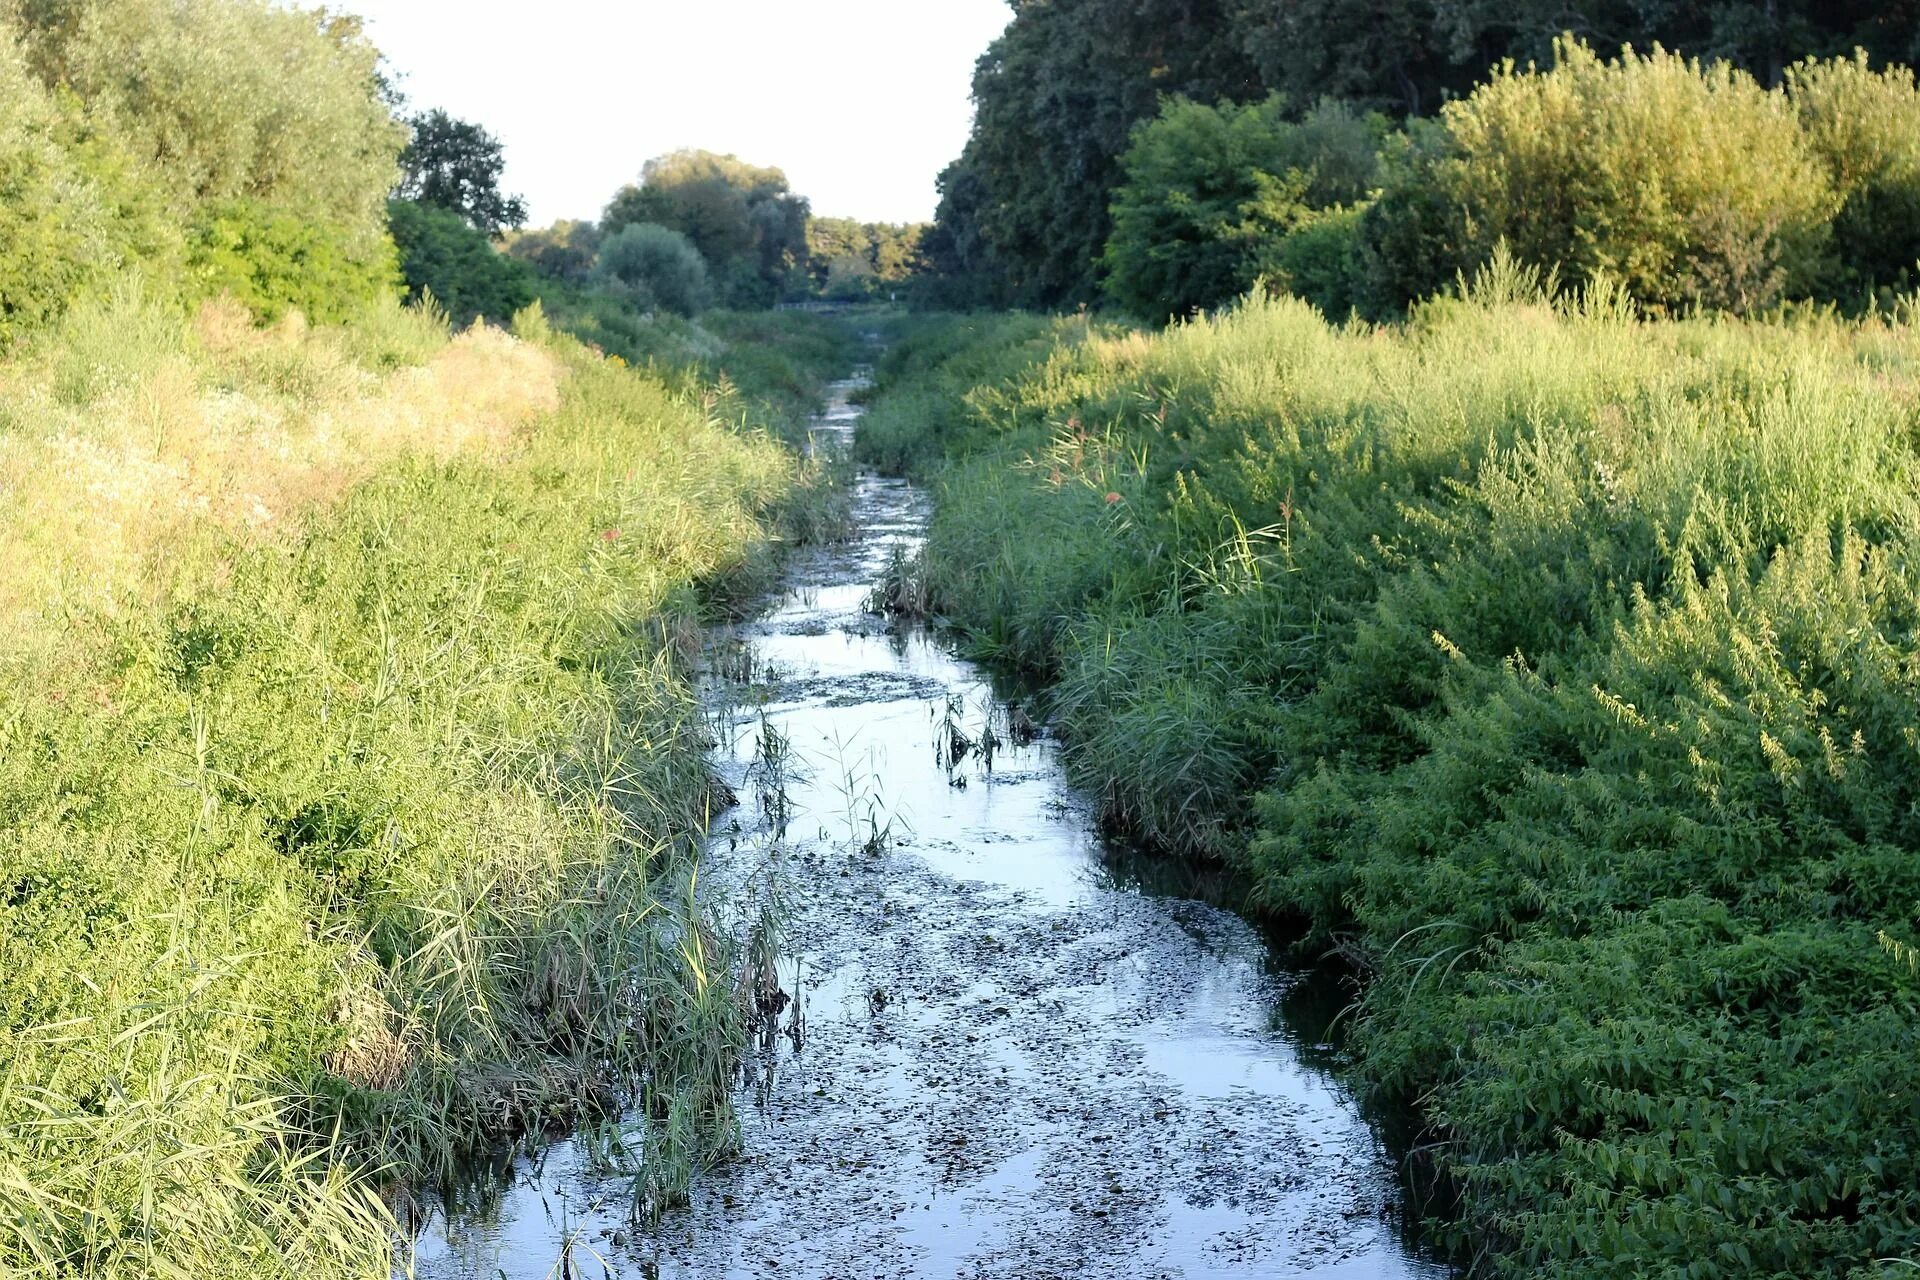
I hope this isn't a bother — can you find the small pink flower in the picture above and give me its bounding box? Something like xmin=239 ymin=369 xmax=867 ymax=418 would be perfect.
xmin=602 ymin=528 xmax=621 ymax=542
xmin=1104 ymin=492 xmax=1123 ymax=505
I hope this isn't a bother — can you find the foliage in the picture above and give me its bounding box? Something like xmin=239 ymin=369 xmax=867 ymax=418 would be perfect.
xmin=591 ymin=222 xmax=712 ymax=317
xmin=191 ymin=198 xmax=398 ymax=324
xmin=386 ymin=197 xmax=532 ymax=325
xmin=1352 ymin=39 xmax=1839 ymax=315
xmin=396 ymin=108 xmax=527 ymax=234
xmin=0 ymin=0 xmax=404 ymax=330
xmin=863 ymin=288 xmax=1920 ymax=1274
xmin=931 ymin=0 xmax=1262 ymax=308
xmin=0 ymin=289 xmax=844 ymax=1278
xmin=1102 ymin=95 xmax=1381 ymax=318
xmin=5 ymin=0 xmax=402 ymax=260
xmin=504 ymin=218 xmax=601 ymax=284
xmin=926 ymin=0 xmax=1920 ymax=308
xmin=803 ymin=217 xmax=925 ymax=298
xmin=0 ymin=33 xmax=119 ymax=344
xmin=603 ymin=150 xmax=807 ymax=306
xmin=1788 ymin=53 xmax=1920 ymax=301
xmin=1268 ymin=203 xmax=1367 ymax=318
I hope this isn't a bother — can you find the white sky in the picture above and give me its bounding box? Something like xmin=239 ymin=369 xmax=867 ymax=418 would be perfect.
xmin=348 ymin=0 xmax=1012 ymax=227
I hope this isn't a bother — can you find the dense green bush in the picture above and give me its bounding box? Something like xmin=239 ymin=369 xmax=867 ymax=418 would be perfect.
xmin=1363 ymin=39 xmax=1833 ymax=314
xmin=1788 ymin=53 xmax=1920 ymax=301
xmin=864 ymin=286 xmax=1920 ymax=1274
xmin=0 ymin=37 xmax=116 ymax=344
xmin=591 ymin=222 xmax=712 ymax=317
xmin=192 ymin=199 xmax=398 ymax=324
xmin=387 ymin=197 xmax=532 ymax=325
xmin=1102 ymin=95 xmax=1380 ymax=318
xmin=602 ymin=150 xmax=806 ymax=307
xmin=505 ymin=219 xmax=602 ymax=284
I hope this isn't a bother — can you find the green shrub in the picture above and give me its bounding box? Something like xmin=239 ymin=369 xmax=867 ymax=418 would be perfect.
xmin=190 ymin=199 xmax=398 ymax=323
xmin=1102 ymin=95 xmax=1382 ymax=318
xmin=1269 ymin=203 xmax=1366 ymax=318
xmin=1788 ymin=53 xmax=1920 ymax=302
xmin=0 ymin=34 xmax=118 ymax=344
xmin=1364 ymin=38 xmax=1833 ymax=314
xmin=387 ymin=197 xmax=531 ymax=325
xmin=592 ymin=222 xmax=712 ymax=317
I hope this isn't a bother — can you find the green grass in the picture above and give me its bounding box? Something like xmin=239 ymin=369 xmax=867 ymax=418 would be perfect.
xmin=0 ymin=298 xmax=849 ymax=1278
xmin=863 ymin=275 xmax=1920 ymax=1275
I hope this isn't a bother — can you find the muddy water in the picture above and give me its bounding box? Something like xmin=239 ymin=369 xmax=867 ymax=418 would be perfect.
xmin=408 ymin=381 xmax=1445 ymax=1280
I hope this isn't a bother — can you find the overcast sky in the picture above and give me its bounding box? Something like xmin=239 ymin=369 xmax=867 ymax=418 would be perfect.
xmin=348 ymin=0 xmax=1011 ymax=227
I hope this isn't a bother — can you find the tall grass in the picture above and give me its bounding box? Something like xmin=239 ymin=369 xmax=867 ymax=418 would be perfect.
xmin=865 ymin=276 xmax=1920 ymax=1274
xmin=0 ymin=294 xmax=843 ymax=1277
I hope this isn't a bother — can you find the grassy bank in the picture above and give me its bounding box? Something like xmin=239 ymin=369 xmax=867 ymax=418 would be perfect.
xmin=862 ymin=280 xmax=1920 ymax=1274
xmin=0 ymin=294 xmax=850 ymax=1278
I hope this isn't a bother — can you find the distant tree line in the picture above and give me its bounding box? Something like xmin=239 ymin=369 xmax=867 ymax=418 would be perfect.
xmin=925 ymin=0 xmax=1920 ymax=315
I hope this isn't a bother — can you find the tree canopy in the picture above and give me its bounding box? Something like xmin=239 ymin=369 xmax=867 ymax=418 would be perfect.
xmin=397 ymin=109 xmax=528 ymax=234
xmin=603 ymin=150 xmax=808 ymax=305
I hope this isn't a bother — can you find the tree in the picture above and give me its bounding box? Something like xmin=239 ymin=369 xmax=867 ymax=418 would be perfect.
xmin=931 ymin=0 xmax=1265 ymax=309
xmin=397 ymin=109 xmax=527 ymax=234
xmin=3 ymin=0 xmax=405 ymax=319
xmin=1102 ymin=95 xmax=1382 ymax=318
xmin=388 ymin=198 xmax=533 ymax=324
xmin=1360 ymin=38 xmax=1834 ymax=314
xmin=503 ymin=219 xmax=601 ymax=284
xmin=591 ymin=222 xmax=711 ymax=316
xmin=602 ymin=150 xmax=807 ymax=305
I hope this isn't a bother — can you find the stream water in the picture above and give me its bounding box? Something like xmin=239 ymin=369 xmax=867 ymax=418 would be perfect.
xmin=407 ymin=380 xmax=1445 ymax=1280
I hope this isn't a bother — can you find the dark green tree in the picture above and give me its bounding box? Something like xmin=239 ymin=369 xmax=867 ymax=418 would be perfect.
xmin=397 ymin=109 xmax=527 ymax=234
xmin=591 ymin=222 xmax=711 ymax=316
xmin=1102 ymin=95 xmax=1381 ymax=318
xmin=602 ymin=150 xmax=807 ymax=305
xmin=388 ymin=197 xmax=534 ymax=324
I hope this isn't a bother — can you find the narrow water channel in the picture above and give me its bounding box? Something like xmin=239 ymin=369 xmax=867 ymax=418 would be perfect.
xmin=408 ymin=380 xmax=1444 ymax=1279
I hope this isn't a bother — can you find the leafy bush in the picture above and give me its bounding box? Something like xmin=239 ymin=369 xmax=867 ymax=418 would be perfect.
xmin=505 ymin=219 xmax=601 ymax=284
xmin=1363 ymin=37 xmax=1833 ymax=314
xmin=1102 ymin=95 xmax=1381 ymax=318
xmin=1 ymin=0 xmax=403 ymax=326
xmin=387 ymin=197 xmax=532 ymax=325
xmin=1269 ymin=203 xmax=1366 ymax=318
xmin=591 ymin=222 xmax=712 ymax=317
xmin=190 ymin=198 xmax=398 ymax=323
xmin=1788 ymin=53 xmax=1920 ymax=302
xmin=0 ymin=35 xmax=116 ymax=344
xmin=602 ymin=150 xmax=806 ymax=307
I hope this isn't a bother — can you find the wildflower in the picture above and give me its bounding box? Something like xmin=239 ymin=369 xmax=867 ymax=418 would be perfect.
xmin=602 ymin=528 xmax=621 ymax=542
xmin=1104 ymin=492 xmax=1123 ymax=504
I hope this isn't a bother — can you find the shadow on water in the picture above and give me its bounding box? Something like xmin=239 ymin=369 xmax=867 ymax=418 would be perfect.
xmin=401 ymin=377 xmax=1461 ymax=1279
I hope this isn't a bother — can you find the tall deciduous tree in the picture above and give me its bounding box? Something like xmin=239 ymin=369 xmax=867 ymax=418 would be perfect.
xmin=603 ymin=150 xmax=808 ymax=305
xmin=397 ymin=109 xmax=527 ymax=235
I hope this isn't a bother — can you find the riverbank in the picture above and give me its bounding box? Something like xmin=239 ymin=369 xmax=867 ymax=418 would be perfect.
xmin=858 ymin=289 xmax=1920 ymax=1274
xmin=0 ymin=297 xmax=854 ymax=1279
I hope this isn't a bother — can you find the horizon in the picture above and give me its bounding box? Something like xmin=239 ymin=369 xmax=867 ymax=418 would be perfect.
xmin=349 ymin=0 xmax=1012 ymax=228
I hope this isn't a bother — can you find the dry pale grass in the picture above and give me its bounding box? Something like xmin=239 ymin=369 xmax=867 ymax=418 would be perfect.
xmin=0 ymin=298 xmax=561 ymax=647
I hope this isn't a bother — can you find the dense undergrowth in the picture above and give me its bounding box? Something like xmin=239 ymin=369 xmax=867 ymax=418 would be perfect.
xmin=0 ymin=291 xmax=852 ymax=1278
xmin=861 ymin=279 xmax=1920 ymax=1275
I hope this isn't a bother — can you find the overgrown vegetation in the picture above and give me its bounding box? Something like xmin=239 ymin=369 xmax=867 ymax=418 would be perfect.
xmin=862 ymin=273 xmax=1920 ymax=1273
xmin=925 ymin=1 xmax=1920 ymax=316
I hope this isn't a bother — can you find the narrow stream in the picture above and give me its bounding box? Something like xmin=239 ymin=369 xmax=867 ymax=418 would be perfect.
xmin=408 ymin=380 xmax=1444 ymax=1279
